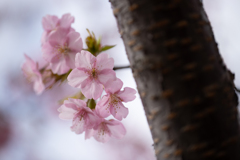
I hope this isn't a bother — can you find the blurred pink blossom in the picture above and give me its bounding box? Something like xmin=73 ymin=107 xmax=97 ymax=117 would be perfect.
xmin=21 ymin=54 xmax=45 ymax=95
xmin=41 ymin=13 xmax=75 ymax=44
xmin=42 ymin=28 xmax=83 ymax=74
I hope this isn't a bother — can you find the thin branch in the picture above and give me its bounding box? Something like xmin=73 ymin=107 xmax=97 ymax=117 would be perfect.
xmin=234 ymin=86 xmax=240 ymax=93
xmin=113 ymin=65 xmax=130 ymax=70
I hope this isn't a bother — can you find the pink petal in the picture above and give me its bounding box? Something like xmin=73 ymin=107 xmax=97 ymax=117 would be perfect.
xmin=64 ymin=53 xmax=75 ymax=69
xmin=23 ymin=54 xmax=37 ymax=70
xmin=33 ymin=79 xmax=45 ymax=95
xmin=59 ymin=13 xmax=74 ymax=29
xmin=41 ymin=31 xmax=48 ymax=45
xmin=42 ymin=42 xmax=56 ymax=62
xmin=68 ymin=68 xmax=89 ymax=88
xmin=96 ymin=105 xmax=111 ymax=118
xmin=110 ymin=102 xmax=128 ymax=121
xmin=94 ymin=131 xmax=111 ymax=143
xmin=22 ymin=65 xmax=39 ymax=82
xmin=96 ymin=96 xmax=111 ymax=118
xmin=98 ymin=69 xmax=116 ymax=86
xmin=93 ymin=108 xmax=102 ymax=118
xmin=58 ymin=105 xmax=78 ymax=120
xmin=22 ymin=54 xmax=43 ymax=83
xmin=81 ymin=81 xmax=103 ymax=100
xmin=50 ymin=55 xmax=70 ymax=74
xmin=71 ymin=116 xmax=85 ymax=134
xmin=64 ymin=103 xmax=79 ymax=111
xmin=50 ymin=53 xmax=63 ymax=63
xmin=80 ymin=80 xmax=93 ymax=99
xmin=75 ymin=51 xmax=95 ymax=69
xmin=48 ymin=28 xmax=68 ymax=47
xmin=42 ymin=15 xmax=59 ymax=31
xmin=91 ymin=81 xmax=103 ymax=100
xmin=92 ymin=118 xmax=104 ymax=130
xmin=67 ymin=98 xmax=87 ymax=110
xmin=94 ymin=123 xmax=111 ymax=143
xmin=85 ymin=129 xmax=95 ymax=140
xmin=96 ymin=53 xmax=114 ymax=70
xmin=21 ymin=64 xmax=32 ymax=77
xmin=70 ymin=28 xmax=75 ymax=32
xmin=97 ymin=95 xmax=110 ymax=108
xmin=107 ymin=120 xmax=126 ymax=139
xmin=80 ymin=77 xmax=92 ymax=89
xmin=86 ymin=113 xmax=99 ymax=129
xmin=67 ymin=31 xmax=83 ymax=52
xmin=105 ymin=78 xmax=123 ymax=94
xmin=117 ymin=87 xmax=137 ymax=102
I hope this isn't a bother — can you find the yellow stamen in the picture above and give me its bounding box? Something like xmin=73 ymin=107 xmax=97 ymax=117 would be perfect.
xmin=57 ymin=43 xmax=70 ymax=54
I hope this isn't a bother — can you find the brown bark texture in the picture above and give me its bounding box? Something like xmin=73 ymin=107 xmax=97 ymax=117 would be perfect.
xmin=110 ymin=0 xmax=240 ymax=160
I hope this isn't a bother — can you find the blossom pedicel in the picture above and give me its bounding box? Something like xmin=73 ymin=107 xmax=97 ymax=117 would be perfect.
xmin=22 ymin=13 xmax=137 ymax=143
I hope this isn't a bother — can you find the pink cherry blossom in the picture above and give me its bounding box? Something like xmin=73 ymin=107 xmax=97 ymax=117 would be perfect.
xmin=96 ymin=79 xmax=136 ymax=121
xmin=58 ymin=98 xmax=99 ymax=134
xmin=67 ymin=51 xmax=116 ymax=100
xmin=85 ymin=128 xmax=96 ymax=140
xmin=41 ymin=13 xmax=74 ymax=44
xmin=21 ymin=54 xmax=45 ymax=95
xmin=86 ymin=119 xmax=126 ymax=143
xmin=42 ymin=28 xmax=83 ymax=74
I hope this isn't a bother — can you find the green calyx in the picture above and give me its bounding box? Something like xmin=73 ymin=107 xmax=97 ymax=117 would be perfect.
xmin=84 ymin=29 xmax=115 ymax=56
xmin=87 ymin=98 xmax=96 ymax=110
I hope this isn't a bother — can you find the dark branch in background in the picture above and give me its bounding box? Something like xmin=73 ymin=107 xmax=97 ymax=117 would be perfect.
xmin=113 ymin=65 xmax=130 ymax=70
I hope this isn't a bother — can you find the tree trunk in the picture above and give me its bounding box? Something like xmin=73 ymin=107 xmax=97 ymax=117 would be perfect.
xmin=109 ymin=0 xmax=240 ymax=159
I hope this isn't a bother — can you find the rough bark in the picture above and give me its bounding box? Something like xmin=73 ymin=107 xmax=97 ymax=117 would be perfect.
xmin=110 ymin=0 xmax=240 ymax=160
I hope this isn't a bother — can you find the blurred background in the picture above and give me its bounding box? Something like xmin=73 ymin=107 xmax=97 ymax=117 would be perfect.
xmin=0 ymin=0 xmax=239 ymax=160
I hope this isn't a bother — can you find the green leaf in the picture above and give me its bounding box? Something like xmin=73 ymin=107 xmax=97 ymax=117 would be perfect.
xmin=100 ymin=45 xmax=116 ymax=52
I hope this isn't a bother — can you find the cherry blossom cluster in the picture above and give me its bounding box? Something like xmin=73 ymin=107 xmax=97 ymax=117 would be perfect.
xmin=21 ymin=13 xmax=137 ymax=143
